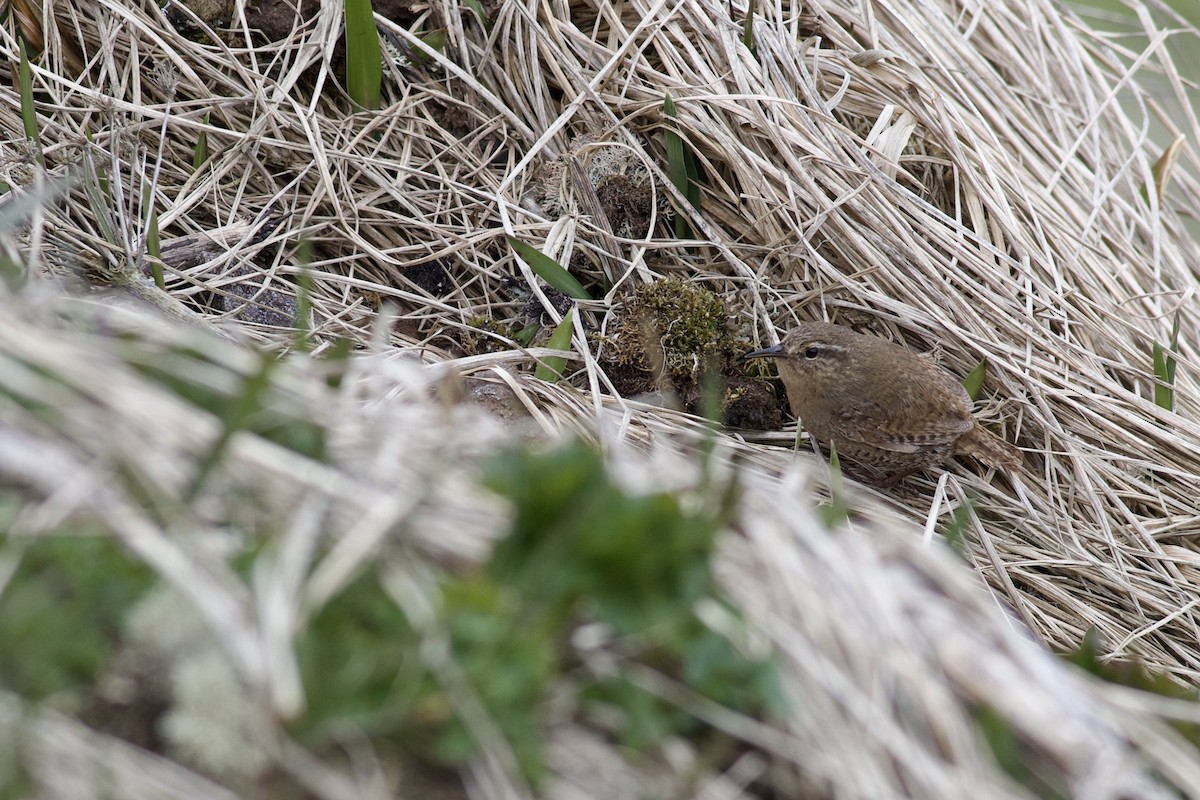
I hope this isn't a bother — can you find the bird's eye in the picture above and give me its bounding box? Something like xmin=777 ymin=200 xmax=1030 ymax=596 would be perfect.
xmin=804 ymin=346 xmax=821 ymax=359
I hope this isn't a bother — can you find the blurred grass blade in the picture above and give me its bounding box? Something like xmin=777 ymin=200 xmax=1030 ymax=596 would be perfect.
xmin=938 ymin=494 xmax=976 ymax=560
xmin=508 ymin=236 xmax=591 ymax=300
xmin=819 ymin=440 xmax=850 ymax=528
xmin=534 ymin=310 xmax=574 ymax=382
xmin=1152 ymin=316 xmax=1180 ymax=412
xmin=18 ymin=38 xmax=42 ymax=163
xmin=0 ymin=249 xmax=22 ymax=286
xmin=292 ymin=267 xmax=314 ymax=351
xmin=319 ymin=337 xmax=354 ymax=388
xmin=186 ymin=354 xmax=278 ymax=501
xmin=963 ymin=357 xmax=987 ymax=401
xmin=0 ymin=177 xmax=73 ymax=287
xmin=293 ymin=244 xmax=315 ymax=351
xmin=344 ymin=0 xmax=382 ymax=110
xmin=0 ymin=175 xmax=72 ymax=232
xmin=663 ymin=93 xmax=701 ymax=238
xmin=192 ymin=113 xmax=209 ymax=170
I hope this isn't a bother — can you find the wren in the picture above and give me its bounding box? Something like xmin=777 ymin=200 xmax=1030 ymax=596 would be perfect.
xmin=745 ymin=322 xmax=1021 ymax=484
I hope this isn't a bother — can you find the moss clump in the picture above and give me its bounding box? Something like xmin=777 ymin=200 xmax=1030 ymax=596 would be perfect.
xmin=458 ymin=315 xmax=520 ymax=356
xmin=607 ymin=275 xmax=732 ymax=382
xmin=596 ymin=277 xmax=783 ymax=428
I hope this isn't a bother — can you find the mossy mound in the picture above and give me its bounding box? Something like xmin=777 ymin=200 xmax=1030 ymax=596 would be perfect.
xmin=597 ymin=276 xmax=779 ymax=427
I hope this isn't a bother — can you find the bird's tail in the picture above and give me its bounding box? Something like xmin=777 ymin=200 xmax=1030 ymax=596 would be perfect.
xmin=957 ymin=424 xmax=1022 ymax=471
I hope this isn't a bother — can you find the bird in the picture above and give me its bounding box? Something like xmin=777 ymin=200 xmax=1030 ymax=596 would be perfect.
xmin=744 ymin=322 xmax=1021 ymax=484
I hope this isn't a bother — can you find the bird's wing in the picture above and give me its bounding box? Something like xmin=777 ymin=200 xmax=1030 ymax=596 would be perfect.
xmin=837 ymin=398 xmax=974 ymax=453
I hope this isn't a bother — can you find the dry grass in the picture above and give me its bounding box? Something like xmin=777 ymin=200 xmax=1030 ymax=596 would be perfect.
xmin=2 ymin=0 xmax=1200 ymax=797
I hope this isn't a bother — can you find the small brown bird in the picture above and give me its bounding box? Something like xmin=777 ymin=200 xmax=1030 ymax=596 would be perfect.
xmin=745 ymin=322 xmax=1021 ymax=484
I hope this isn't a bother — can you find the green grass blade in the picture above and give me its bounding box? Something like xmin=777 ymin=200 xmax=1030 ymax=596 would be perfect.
xmin=963 ymin=357 xmax=987 ymax=401
xmin=1152 ymin=344 xmax=1172 ymax=411
xmin=344 ymin=0 xmax=382 ymax=110
xmin=508 ymin=237 xmax=591 ymax=300
xmin=421 ymin=30 xmax=447 ymax=55
xmin=319 ymin=337 xmax=354 ymax=388
xmin=742 ymin=0 xmax=757 ymax=53
xmin=463 ymin=0 xmax=490 ymax=30
xmin=84 ymin=131 xmax=110 ymax=199
xmin=938 ymin=494 xmax=975 ymax=560
xmin=292 ymin=252 xmax=314 ymax=352
xmin=1152 ymin=317 xmax=1179 ymax=412
xmin=142 ymin=182 xmax=163 ymax=289
xmin=663 ymin=93 xmax=701 ymax=238
xmin=534 ymin=310 xmax=574 ymax=382
xmin=18 ymin=38 xmax=42 ymax=164
xmin=81 ymin=155 xmax=117 ymax=247
xmin=186 ymin=355 xmax=278 ymax=502
xmin=818 ymin=440 xmax=850 ymax=528
xmin=192 ymin=113 xmax=209 ymax=170
xmin=663 ymin=95 xmax=690 ymax=203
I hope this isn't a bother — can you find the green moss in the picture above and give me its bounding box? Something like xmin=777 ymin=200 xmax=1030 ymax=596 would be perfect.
xmin=459 ymin=315 xmax=519 ymax=356
xmin=612 ymin=276 xmax=732 ymax=381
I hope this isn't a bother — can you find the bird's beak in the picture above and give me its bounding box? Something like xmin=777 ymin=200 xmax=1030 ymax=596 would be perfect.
xmin=743 ymin=343 xmax=784 ymax=360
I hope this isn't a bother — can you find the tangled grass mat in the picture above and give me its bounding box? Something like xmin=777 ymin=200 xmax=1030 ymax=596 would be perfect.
xmin=1 ymin=0 xmax=1199 ymax=797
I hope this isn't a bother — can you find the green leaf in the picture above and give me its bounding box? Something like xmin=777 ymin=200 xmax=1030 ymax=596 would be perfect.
xmin=663 ymin=93 xmax=702 ymax=238
xmin=1152 ymin=316 xmax=1179 ymax=412
xmin=742 ymin=0 xmax=757 ymax=53
xmin=344 ymin=0 xmax=382 ymax=110
xmin=514 ymin=322 xmax=540 ymax=346
xmin=192 ymin=113 xmax=209 ymax=170
xmin=294 ymin=571 xmax=426 ymax=742
xmin=141 ymin=181 xmax=163 ymax=289
xmin=418 ymin=30 xmax=447 ymax=58
xmin=507 ymin=237 xmax=591 ymax=300
xmin=1063 ymin=626 xmax=1104 ymax=674
xmin=463 ymin=0 xmax=490 ymax=29
xmin=534 ymin=310 xmax=574 ymax=382
xmin=1060 ymin=627 xmax=1200 ymax=750
xmin=474 ymin=439 xmax=774 ymax=783
xmin=963 ymin=357 xmax=987 ymax=401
